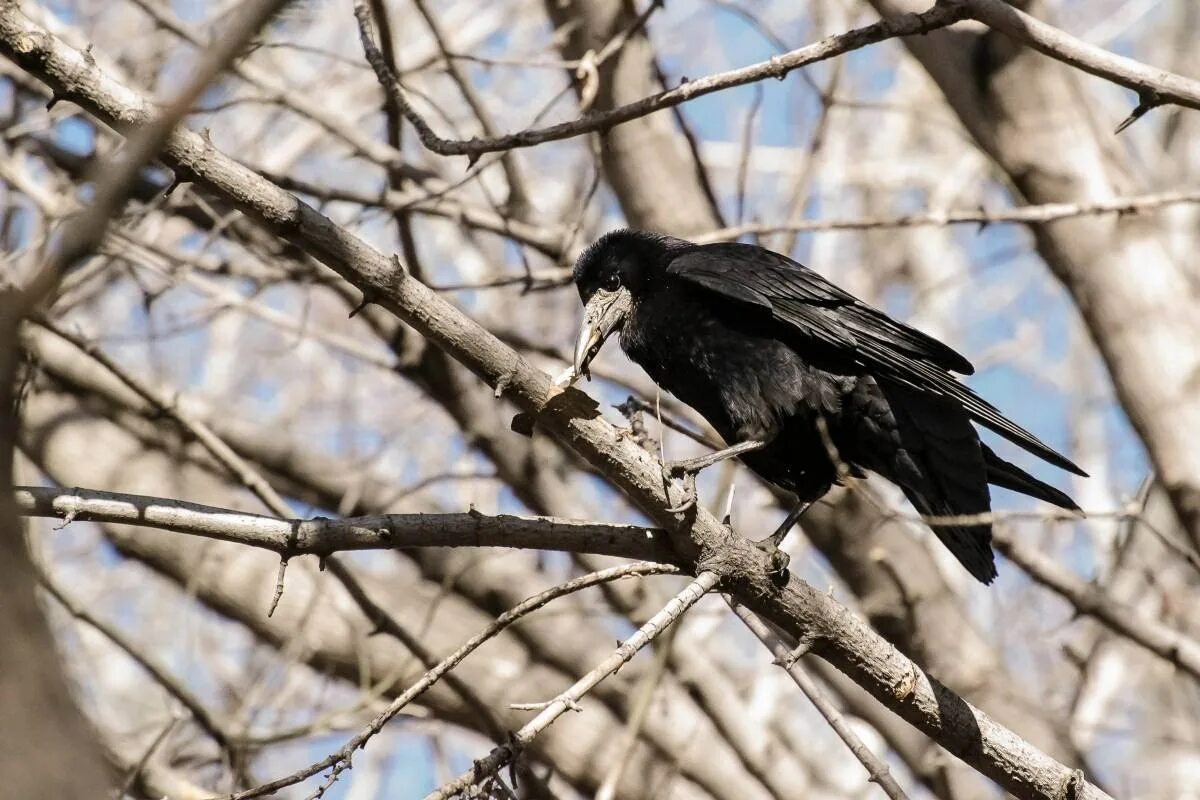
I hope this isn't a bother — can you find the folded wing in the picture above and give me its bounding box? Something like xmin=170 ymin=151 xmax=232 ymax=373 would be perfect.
xmin=666 ymin=242 xmax=1086 ymax=477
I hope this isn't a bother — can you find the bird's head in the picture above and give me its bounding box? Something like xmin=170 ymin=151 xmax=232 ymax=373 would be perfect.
xmin=569 ymin=229 xmax=680 ymax=382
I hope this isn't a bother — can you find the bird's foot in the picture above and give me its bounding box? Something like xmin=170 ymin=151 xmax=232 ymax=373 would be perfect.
xmin=661 ymin=440 xmax=768 ymax=514
xmin=662 ymin=439 xmax=767 ymax=479
xmin=753 ymin=501 xmax=813 ymax=585
xmin=664 ymin=470 xmax=698 ymax=514
xmin=753 ymin=536 xmax=791 ymax=585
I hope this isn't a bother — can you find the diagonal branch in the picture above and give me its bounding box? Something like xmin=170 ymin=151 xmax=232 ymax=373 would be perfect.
xmin=992 ymin=528 xmax=1200 ymax=682
xmin=729 ymin=600 xmax=911 ymax=800
xmin=423 ymin=571 xmax=719 ymax=800
xmin=222 ymin=561 xmax=679 ymax=800
xmin=348 ymin=0 xmax=969 ymax=160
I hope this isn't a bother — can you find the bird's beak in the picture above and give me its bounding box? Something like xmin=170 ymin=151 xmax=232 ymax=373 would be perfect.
xmin=571 ymin=288 xmax=631 ymax=382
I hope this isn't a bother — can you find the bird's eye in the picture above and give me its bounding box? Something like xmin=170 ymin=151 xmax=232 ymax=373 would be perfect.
xmin=601 ymin=273 xmax=621 ymax=292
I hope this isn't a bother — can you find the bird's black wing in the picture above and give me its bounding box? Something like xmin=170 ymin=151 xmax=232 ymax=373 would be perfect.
xmin=666 ymin=243 xmax=1087 ymax=476
xmin=668 ymin=243 xmax=975 ymax=374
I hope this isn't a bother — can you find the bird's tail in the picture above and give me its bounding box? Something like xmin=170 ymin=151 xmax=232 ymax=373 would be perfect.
xmin=899 ymin=487 xmax=998 ymax=584
xmin=982 ymin=445 xmax=1081 ymax=511
xmin=879 ymin=382 xmax=999 ymax=584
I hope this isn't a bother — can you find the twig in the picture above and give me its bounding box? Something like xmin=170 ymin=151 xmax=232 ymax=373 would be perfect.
xmin=124 ymin=0 xmax=424 ymax=173
xmin=28 ymin=317 xmax=296 ymax=611
xmin=729 ymin=601 xmax=911 ymax=800
xmin=113 ymin=716 xmax=182 ymax=800
xmin=594 ymin=622 xmax=677 ymax=800
xmin=298 ymin=558 xmax=512 ymax=800
xmin=223 ymin=562 xmax=679 ymax=800
xmin=418 ymin=187 xmax=1200 ymax=293
xmin=960 ymin=0 xmax=1200 ymax=131
xmin=616 ymin=396 xmax=724 ymax=451
xmin=37 ymin=571 xmax=235 ymax=753
xmin=402 ymin=0 xmax=530 ymax=208
xmin=326 ymin=558 xmax=506 ymax=740
xmin=422 ymin=572 xmax=717 ymax=800
xmin=696 ymin=188 xmax=1200 ymax=241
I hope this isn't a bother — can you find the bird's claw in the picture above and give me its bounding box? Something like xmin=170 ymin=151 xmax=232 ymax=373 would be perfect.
xmin=661 ymin=453 xmax=712 ymax=478
xmin=664 ymin=470 xmax=698 ymax=514
xmin=767 ymin=549 xmax=790 ymax=584
xmin=753 ymin=536 xmax=790 ymax=585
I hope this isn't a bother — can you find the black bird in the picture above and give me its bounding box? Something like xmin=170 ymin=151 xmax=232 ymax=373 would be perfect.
xmin=570 ymin=229 xmax=1085 ymax=584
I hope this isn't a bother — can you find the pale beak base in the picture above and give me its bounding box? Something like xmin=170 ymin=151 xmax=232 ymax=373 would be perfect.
xmin=569 ymin=288 xmax=632 ymax=384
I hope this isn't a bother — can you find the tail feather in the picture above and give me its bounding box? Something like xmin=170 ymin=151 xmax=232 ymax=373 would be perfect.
xmin=880 ymin=381 xmax=998 ymax=584
xmin=982 ymin=445 xmax=1080 ymax=511
xmin=900 ymin=487 xmax=997 ymax=584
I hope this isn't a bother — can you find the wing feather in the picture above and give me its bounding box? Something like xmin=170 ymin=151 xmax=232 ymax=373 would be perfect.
xmin=668 ymin=243 xmax=973 ymax=373
xmin=666 ymin=243 xmax=1087 ymax=476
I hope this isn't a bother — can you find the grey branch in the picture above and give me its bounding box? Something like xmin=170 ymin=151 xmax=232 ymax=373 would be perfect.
xmin=729 ymin=601 xmax=912 ymax=800
xmin=993 ymin=528 xmax=1200 ymax=681
xmin=959 ymin=0 xmax=1200 ymax=128
xmin=423 ymin=572 xmax=718 ymax=800
xmin=13 ymin=485 xmax=678 ymax=563
xmin=697 ymin=188 xmax=1200 ymax=240
xmin=348 ymin=1 xmax=969 ymax=160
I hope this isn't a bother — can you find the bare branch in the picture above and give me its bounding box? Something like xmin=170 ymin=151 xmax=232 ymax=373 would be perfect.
xmin=347 ymin=1 xmax=969 ymax=160
xmin=0 ymin=14 xmax=1114 ymax=798
xmin=730 ymin=601 xmax=912 ymax=800
xmin=992 ymin=528 xmax=1200 ymax=681
xmin=697 ymin=188 xmax=1200 ymax=241
xmin=960 ymin=0 xmax=1200 ymax=130
xmin=423 ymin=572 xmax=718 ymax=800
xmin=14 ymin=485 xmax=678 ymax=563
xmin=37 ymin=569 xmax=236 ymax=754
xmin=223 ymin=561 xmax=679 ymax=800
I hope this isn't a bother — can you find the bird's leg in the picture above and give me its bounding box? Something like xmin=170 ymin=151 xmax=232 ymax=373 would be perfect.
xmin=663 ymin=439 xmax=767 ymax=478
xmin=662 ymin=439 xmax=767 ymax=514
xmin=757 ymin=500 xmax=812 ymax=579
